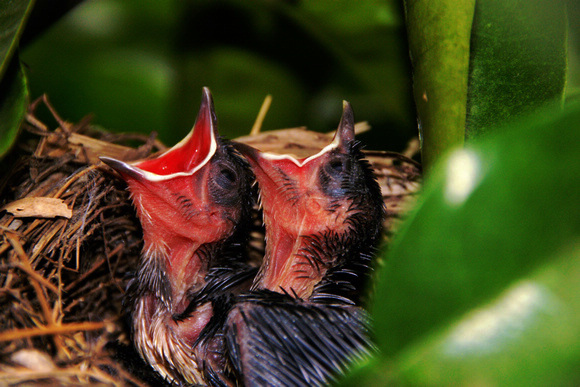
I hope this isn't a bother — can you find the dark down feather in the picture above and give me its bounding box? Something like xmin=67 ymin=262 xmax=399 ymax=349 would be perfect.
xmin=226 ymin=291 xmax=373 ymax=387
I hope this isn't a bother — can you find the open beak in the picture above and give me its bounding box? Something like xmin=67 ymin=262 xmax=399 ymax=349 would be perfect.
xmin=232 ymin=100 xmax=356 ymax=196
xmin=231 ymin=142 xmax=295 ymax=208
xmin=335 ymin=100 xmax=355 ymax=149
xmin=101 ymin=87 xmax=219 ymax=183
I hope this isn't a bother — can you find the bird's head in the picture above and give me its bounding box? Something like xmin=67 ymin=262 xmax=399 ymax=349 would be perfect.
xmin=234 ymin=102 xmax=384 ymax=297
xmin=101 ymin=88 xmax=252 ymax=304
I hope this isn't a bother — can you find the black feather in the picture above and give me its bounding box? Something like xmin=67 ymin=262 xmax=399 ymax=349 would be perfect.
xmin=226 ymin=291 xmax=374 ymax=387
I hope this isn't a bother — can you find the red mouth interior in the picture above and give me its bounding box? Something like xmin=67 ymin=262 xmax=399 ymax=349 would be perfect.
xmin=136 ymin=116 xmax=213 ymax=176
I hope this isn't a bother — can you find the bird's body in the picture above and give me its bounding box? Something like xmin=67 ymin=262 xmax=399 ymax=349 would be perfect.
xmin=229 ymin=101 xmax=385 ymax=386
xmin=102 ymin=88 xmax=254 ymax=385
xmin=227 ymin=291 xmax=372 ymax=386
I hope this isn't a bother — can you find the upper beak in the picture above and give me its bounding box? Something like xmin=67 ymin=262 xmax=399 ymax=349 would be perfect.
xmin=334 ymin=100 xmax=355 ymax=150
xmin=100 ymin=87 xmax=219 ymax=183
xmin=100 ymin=156 xmax=146 ymax=181
xmin=231 ymin=142 xmax=260 ymax=168
xmin=232 ymin=142 xmax=280 ymax=195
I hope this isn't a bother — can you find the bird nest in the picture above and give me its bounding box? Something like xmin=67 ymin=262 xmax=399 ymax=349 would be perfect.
xmin=0 ymin=96 xmax=421 ymax=386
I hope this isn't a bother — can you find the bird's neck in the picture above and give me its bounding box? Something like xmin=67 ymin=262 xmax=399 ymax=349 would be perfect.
xmin=256 ymin=221 xmax=338 ymax=299
xmin=133 ymin=285 xmax=213 ymax=385
xmin=139 ymin=233 xmax=210 ymax=315
xmin=256 ymin=210 xmax=379 ymax=302
xmin=131 ymin=236 xmax=217 ymax=385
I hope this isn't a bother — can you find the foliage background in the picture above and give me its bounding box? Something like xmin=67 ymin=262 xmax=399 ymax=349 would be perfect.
xmin=21 ymin=0 xmax=417 ymax=150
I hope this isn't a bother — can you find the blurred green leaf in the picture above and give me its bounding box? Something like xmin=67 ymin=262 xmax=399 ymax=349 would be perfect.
xmin=0 ymin=0 xmax=35 ymax=80
xmin=339 ymin=356 xmax=387 ymax=386
xmin=0 ymin=0 xmax=34 ymax=158
xmin=300 ymin=0 xmax=401 ymax=32
xmin=0 ymin=60 xmax=29 ymax=158
xmin=404 ymin=0 xmax=475 ymax=171
xmin=173 ymin=47 xmax=307 ymax=143
xmin=19 ymin=0 xmax=83 ymax=47
xmin=466 ymin=0 xmax=567 ymax=139
xmin=21 ymin=0 xmax=176 ymax=142
xmin=369 ymin=103 xmax=579 ymax=382
xmin=393 ymin=242 xmax=580 ymax=385
xmin=279 ymin=0 xmax=414 ymax=136
xmin=21 ymin=0 xmax=415 ymax=149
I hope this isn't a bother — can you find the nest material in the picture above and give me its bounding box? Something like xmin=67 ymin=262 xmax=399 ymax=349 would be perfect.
xmin=0 ymin=96 xmax=421 ymax=386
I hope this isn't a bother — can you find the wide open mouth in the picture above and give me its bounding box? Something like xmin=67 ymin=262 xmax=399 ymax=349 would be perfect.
xmin=131 ymin=88 xmax=218 ymax=181
xmin=101 ymin=87 xmax=218 ymax=182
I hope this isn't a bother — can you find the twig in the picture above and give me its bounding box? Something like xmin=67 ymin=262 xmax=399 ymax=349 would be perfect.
xmin=42 ymin=95 xmax=72 ymax=134
xmin=63 ymin=257 xmax=106 ymax=293
xmin=0 ymin=321 xmax=107 ymax=342
xmin=250 ymin=95 xmax=272 ymax=136
xmin=10 ymin=262 xmax=59 ymax=295
xmin=364 ymin=150 xmax=422 ymax=170
xmin=53 ymin=165 xmax=99 ymax=199
xmin=6 ymin=236 xmax=55 ymax=326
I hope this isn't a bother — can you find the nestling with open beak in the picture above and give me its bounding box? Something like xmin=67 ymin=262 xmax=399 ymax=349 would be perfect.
xmin=101 ymin=88 xmax=254 ymax=385
xmin=228 ymin=101 xmax=386 ymax=385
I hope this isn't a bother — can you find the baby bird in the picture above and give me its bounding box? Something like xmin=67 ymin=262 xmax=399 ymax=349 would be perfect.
xmin=101 ymin=88 xmax=254 ymax=385
xmin=228 ymin=101 xmax=385 ymax=386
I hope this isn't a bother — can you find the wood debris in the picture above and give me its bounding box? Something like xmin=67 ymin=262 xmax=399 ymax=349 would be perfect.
xmin=2 ymin=197 xmax=72 ymax=219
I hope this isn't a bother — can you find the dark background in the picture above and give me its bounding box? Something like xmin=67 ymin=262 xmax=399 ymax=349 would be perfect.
xmin=21 ymin=0 xmax=421 ymax=151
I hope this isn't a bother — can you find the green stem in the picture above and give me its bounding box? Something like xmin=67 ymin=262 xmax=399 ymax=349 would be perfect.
xmin=404 ymin=0 xmax=475 ymax=171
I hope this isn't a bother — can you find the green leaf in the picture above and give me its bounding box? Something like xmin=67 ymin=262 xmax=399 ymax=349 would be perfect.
xmin=21 ymin=0 xmax=175 ymax=143
xmin=0 ymin=0 xmax=34 ymax=158
xmin=404 ymin=0 xmax=475 ymax=171
xmin=0 ymin=59 xmax=29 ymax=158
xmin=466 ymin=0 xmax=568 ymax=139
xmin=0 ymin=0 xmax=35 ymax=80
xmin=393 ymin=242 xmax=580 ymax=385
xmin=370 ymin=103 xmax=580 ymax=380
xmin=338 ymin=356 xmax=389 ymax=386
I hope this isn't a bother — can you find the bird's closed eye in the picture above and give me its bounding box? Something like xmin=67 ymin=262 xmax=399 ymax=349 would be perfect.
xmin=215 ymin=167 xmax=237 ymax=190
xmin=320 ymin=157 xmax=349 ymax=198
xmin=327 ymin=159 xmax=344 ymax=174
xmin=209 ymin=159 xmax=246 ymax=206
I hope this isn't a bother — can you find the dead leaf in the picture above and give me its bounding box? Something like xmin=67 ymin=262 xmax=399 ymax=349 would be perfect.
xmin=2 ymin=197 xmax=73 ymax=219
xmin=10 ymin=349 xmax=56 ymax=372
